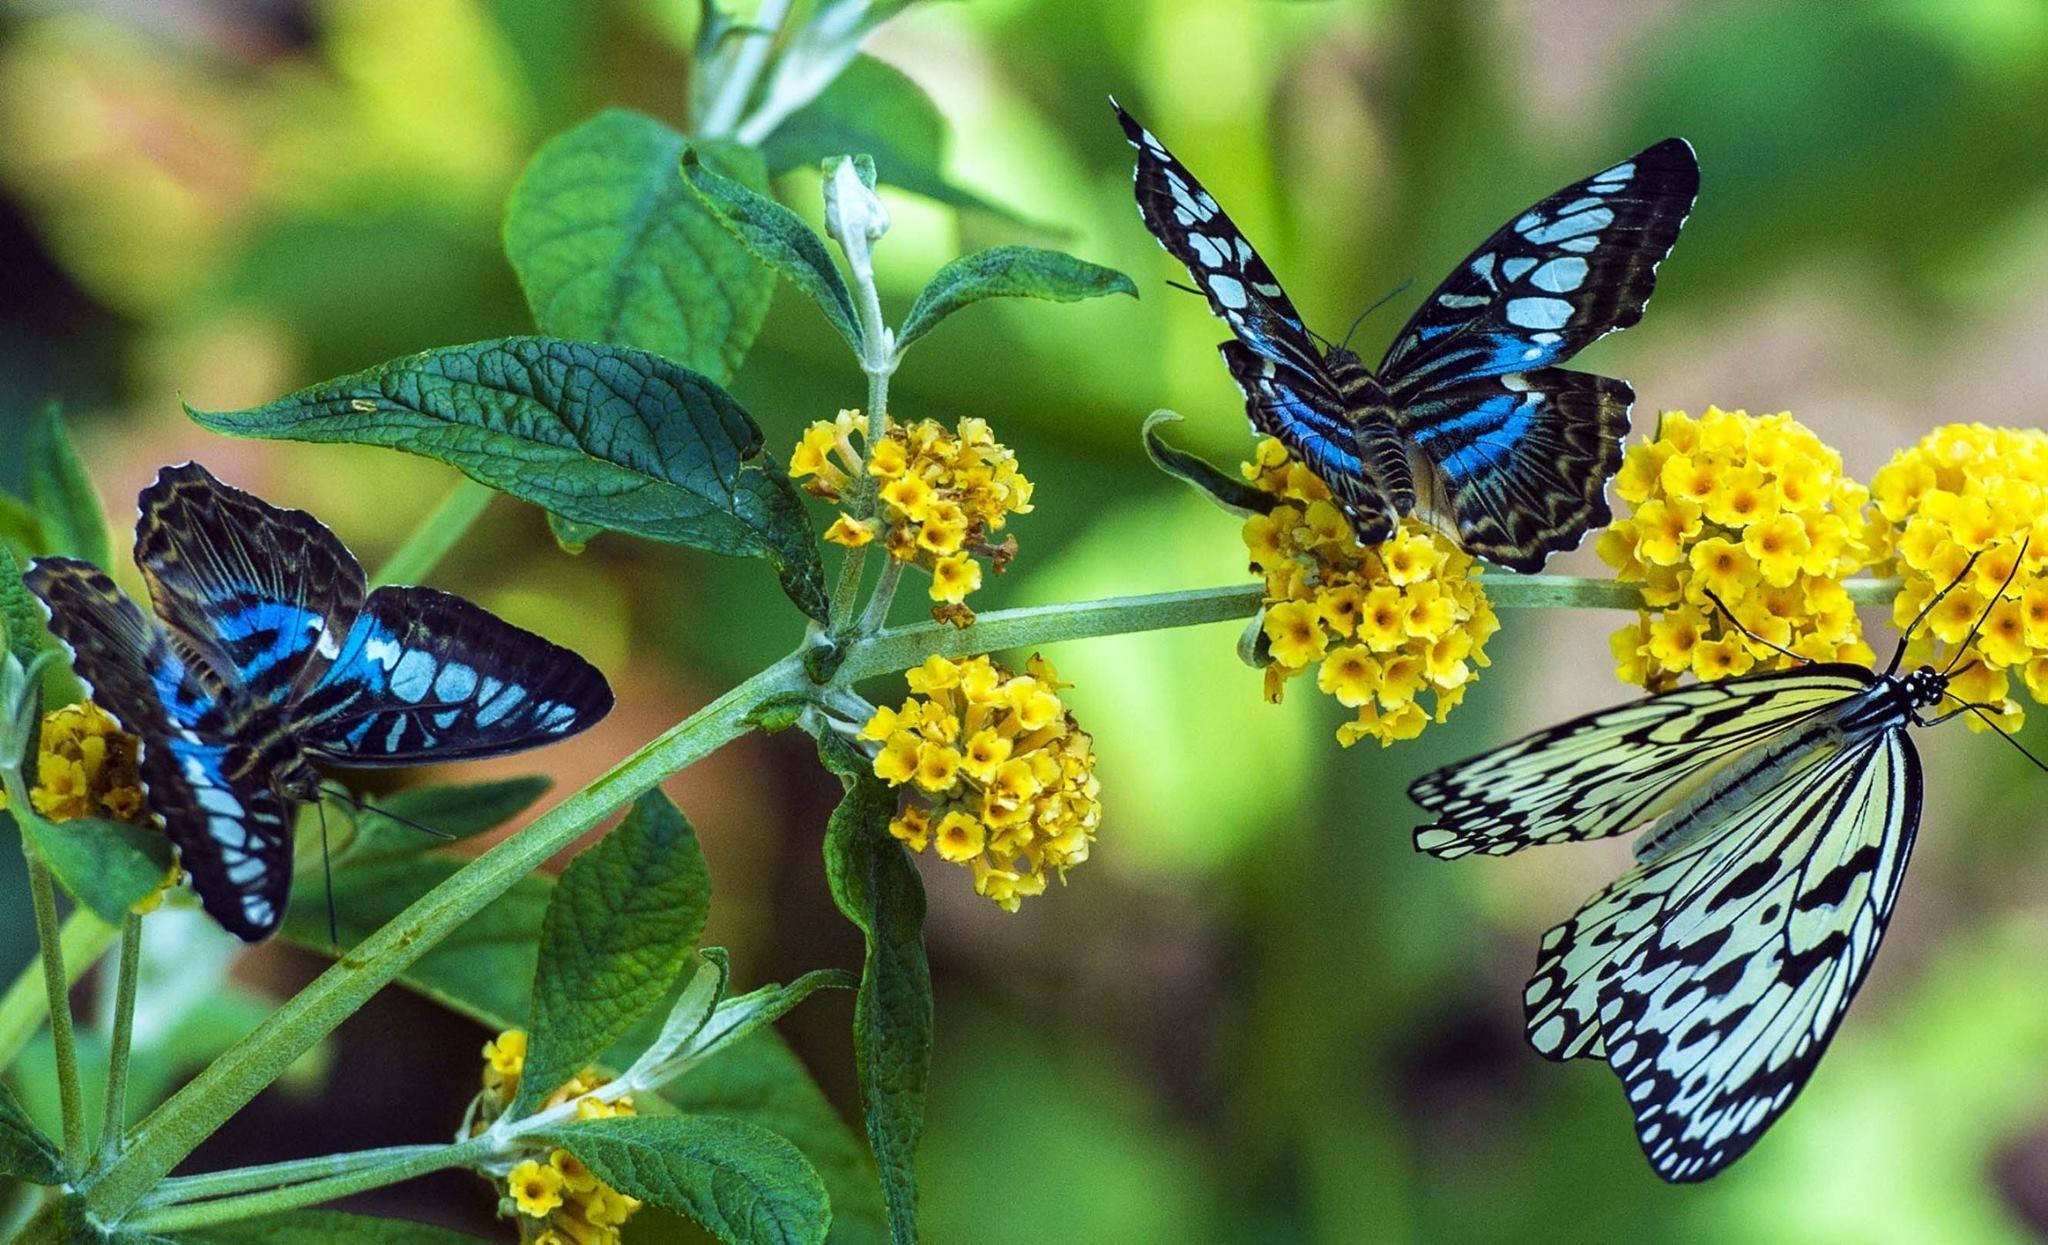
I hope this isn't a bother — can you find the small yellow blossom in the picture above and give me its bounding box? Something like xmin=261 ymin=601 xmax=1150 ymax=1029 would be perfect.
xmin=1599 ymin=409 xmax=1883 ymax=690
xmin=862 ymin=654 xmax=1099 ymax=911
xmin=0 ymin=702 xmax=148 ymax=825
xmin=1872 ymin=424 xmax=2048 ymax=730
xmin=1240 ymin=439 xmax=1496 ymax=745
xmin=471 ymin=1042 xmax=642 ymax=1244
xmin=509 ymin=1160 xmax=564 ymax=1218
xmin=791 ymin=410 xmax=1031 ymax=625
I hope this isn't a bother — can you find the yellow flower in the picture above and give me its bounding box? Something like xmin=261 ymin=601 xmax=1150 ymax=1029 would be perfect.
xmin=861 ymin=654 xmax=1098 ymax=910
xmin=3 ymin=702 xmax=148 ymax=825
xmin=790 ymin=411 xmax=1033 ymax=624
xmin=1873 ymin=424 xmax=2048 ymax=730
xmin=1599 ymin=408 xmax=1882 ymax=691
xmin=509 ymin=1159 xmax=564 ymax=1218
xmin=1240 ymin=439 xmax=1496 ymax=745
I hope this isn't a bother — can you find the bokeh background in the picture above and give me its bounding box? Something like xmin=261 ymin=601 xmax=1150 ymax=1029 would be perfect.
xmin=4 ymin=0 xmax=2048 ymax=1240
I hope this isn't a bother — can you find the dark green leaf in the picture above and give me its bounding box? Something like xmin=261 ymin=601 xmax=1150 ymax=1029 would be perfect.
xmin=1140 ymin=410 xmax=1277 ymax=516
xmin=504 ymin=110 xmax=776 ymax=384
xmin=26 ymin=405 xmax=110 ymax=569
xmin=897 ymin=245 xmax=1135 ymax=350
xmin=185 ymin=336 xmax=827 ymax=622
xmin=17 ymin=815 xmax=174 ymax=926
xmin=516 ymin=789 xmax=710 ymax=1113
xmin=688 ymin=969 xmax=857 ymax=1061
xmin=764 ymin=55 xmax=1019 ymax=221
xmin=539 ymin=1115 xmax=829 ymax=1245
xmin=816 ymin=734 xmax=929 ymax=1244
xmin=0 ymin=542 xmax=49 ymax=672
xmin=187 ymin=1210 xmax=492 ymax=1244
xmin=349 ymin=775 xmax=553 ymax=855
xmin=681 ymin=147 xmax=863 ymax=354
xmin=0 ymin=1076 xmax=62 ymax=1185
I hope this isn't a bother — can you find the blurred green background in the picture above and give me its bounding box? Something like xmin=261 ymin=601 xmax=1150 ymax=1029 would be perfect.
xmin=4 ymin=0 xmax=2048 ymax=1240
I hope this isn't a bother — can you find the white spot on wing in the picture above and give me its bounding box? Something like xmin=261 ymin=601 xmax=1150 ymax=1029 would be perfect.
xmin=1505 ymin=296 xmax=1574 ymax=330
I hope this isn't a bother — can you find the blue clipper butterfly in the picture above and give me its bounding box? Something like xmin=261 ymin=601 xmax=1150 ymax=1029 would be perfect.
xmin=1116 ymin=103 xmax=1698 ymax=571
xmin=1407 ymin=553 xmax=2039 ymax=1181
xmin=24 ymin=463 xmax=613 ymax=941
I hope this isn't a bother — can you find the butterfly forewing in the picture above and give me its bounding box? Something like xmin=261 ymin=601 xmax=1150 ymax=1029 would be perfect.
xmin=1410 ymin=666 xmax=1871 ymax=859
xmin=1527 ymin=724 xmax=1918 ymax=1181
xmin=294 ymin=585 xmax=613 ymax=764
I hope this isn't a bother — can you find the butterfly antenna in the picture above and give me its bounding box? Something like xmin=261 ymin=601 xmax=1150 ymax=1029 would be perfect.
xmin=1339 ymin=278 xmax=1415 ymax=353
xmin=316 ymin=799 xmax=339 ymax=955
xmin=1701 ymin=589 xmax=1809 ymax=666
xmin=1941 ymin=536 xmax=2030 ymax=676
xmin=321 ymin=784 xmax=455 ymax=841
xmin=1164 ymin=278 xmax=1205 ymax=299
xmin=1890 ymin=548 xmax=1985 ymax=673
xmin=1960 ymin=703 xmax=2048 ymax=776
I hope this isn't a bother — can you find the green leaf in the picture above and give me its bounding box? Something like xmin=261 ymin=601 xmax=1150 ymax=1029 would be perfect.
xmin=816 ymin=734 xmax=930 ymax=1244
xmin=897 ymin=244 xmax=1136 ymax=350
xmin=539 ymin=1115 xmax=830 ymax=1245
xmin=0 ymin=1076 xmax=62 ymax=1185
xmin=187 ymin=1210 xmax=492 ymax=1243
xmin=686 ymin=969 xmax=857 ymax=1063
xmin=1140 ymin=410 xmax=1277 ymax=516
xmin=514 ymin=789 xmax=711 ymax=1114
xmin=0 ymin=543 xmax=50 ymax=672
xmin=348 ymin=776 xmax=553 ymax=854
xmin=762 ymin=56 xmax=1018 ymax=220
xmin=0 ymin=488 xmax=47 ymax=558
xmin=26 ymin=405 xmax=110 ymax=569
xmin=504 ymin=109 xmax=776 ymax=385
xmin=681 ymin=146 xmax=863 ymax=354
xmin=185 ymin=336 xmax=828 ymax=622
xmin=546 ymin=510 xmax=603 ymax=555
xmin=17 ymin=815 xmax=174 ymax=926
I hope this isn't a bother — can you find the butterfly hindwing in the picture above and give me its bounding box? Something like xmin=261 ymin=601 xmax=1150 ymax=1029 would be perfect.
xmin=294 ymin=585 xmax=614 ymax=764
xmin=24 ymin=558 xmax=294 ymax=940
xmin=1525 ymin=722 xmax=1918 ymax=1181
xmin=1410 ymin=666 xmax=1873 ymax=859
xmin=135 ymin=463 xmax=366 ymax=706
xmin=1379 ymin=138 xmax=1699 ymax=393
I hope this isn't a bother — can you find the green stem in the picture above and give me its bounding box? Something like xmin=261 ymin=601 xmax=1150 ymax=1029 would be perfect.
xmin=696 ymin=0 xmax=794 ymax=138
xmin=87 ymin=655 xmax=811 ymax=1220
xmin=124 ymin=1139 xmax=487 ymax=1233
xmin=829 ymin=546 xmax=869 ymax=635
xmin=21 ymin=832 xmax=84 ymax=1169
xmin=94 ymin=915 xmax=142 ymax=1169
xmin=138 ymin=1143 xmax=455 ymax=1210
xmin=855 ymin=558 xmax=903 ymax=635
xmin=840 ymin=575 xmax=1907 ymax=682
xmin=830 ymin=362 xmax=896 ymax=637
xmin=370 ymin=476 xmax=493 ymax=589
xmin=0 ymin=908 xmax=114 ymax=1072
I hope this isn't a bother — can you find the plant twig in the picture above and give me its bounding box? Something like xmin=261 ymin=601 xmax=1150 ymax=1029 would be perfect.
xmin=94 ymin=915 xmax=143 ymax=1169
xmin=20 ymin=830 xmax=84 ymax=1170
xmin=369 ymin=476 xmax=494 ymax=589
xmin=124 ymin=1139 xmax=487 ymax=1233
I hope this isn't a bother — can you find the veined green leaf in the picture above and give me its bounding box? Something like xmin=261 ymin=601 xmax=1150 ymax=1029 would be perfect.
xmin=539 ymin=1115 xmax=829 ymax=1245
xmin=682 ymin=147 xmax=864 ymax=354
xmin=347 ymin=776 xmax=553 ymax=855
xmin=0 ymin=1077 xmax=62 ymax=1185
xmin=897 ymin=245 xmax=1135 ymax=350
xmin=188 ymin=1210 xmax=492 ymax=1243
xmin=17 ymin=814 xmax=174 ymax=926
xmin=514 ymin=789 xmax=710 ymax=1115
xmin=185 ymin=336 xmax=827 ymax=622
xmin=26 ymin=405 xmax=110 ymax=570
xmin=1140 ymin=409 xmax=1278 ymax=516
xmin=816 ymin=734 xmax=930 ymax=1244
xmin=505 ymin=110 xmax=775 ymax=384
xmin=763 ymin=56 xmax=1017 ymax=220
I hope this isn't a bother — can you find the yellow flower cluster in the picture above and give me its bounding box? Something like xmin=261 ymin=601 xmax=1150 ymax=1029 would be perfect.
xmin=791 ymin=409 xmax=1033 ymax=625
xmin=474 ymin=1029 xmax=642 ymax=1245
xmin=862 ymin=654 xmax=1098 ymax=911
xmin=1239 ymin=438 xmax=1497 ymax=747
xmin=0 ymin=701 xmax=147 ymax=824
xmin=1872 ymin=423 xmax=2048 ymax=731
xmin=1598 ymin=407 xmax=1884 ymax=690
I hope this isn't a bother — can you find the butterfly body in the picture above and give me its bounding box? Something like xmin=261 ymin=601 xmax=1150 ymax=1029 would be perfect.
xmin=1407 ymin=657 xmax=1964 ymax=1181
xmin=25 ymin=464 xmax=613 ymax=941
xmin=1118 ymin=102 xmax=1698 ymax=569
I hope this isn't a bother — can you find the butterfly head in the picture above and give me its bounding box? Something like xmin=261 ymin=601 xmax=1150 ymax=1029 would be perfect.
xmin=1899 ymin=666 xmax=1949 ymax=710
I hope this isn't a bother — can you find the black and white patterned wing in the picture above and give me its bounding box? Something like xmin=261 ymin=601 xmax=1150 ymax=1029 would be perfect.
xmin=1378 ymin=138 xmax=1699 ymax=395
xmin=1409 ymin=666 xmax=1870 ymax=859
xmin=1523 ymin=727 xmax=1919 ymax=1181
xmin=24 ymin=558 xmax=294 ymax=940
xmin=292 ymin=585 xmax=613 ymax=764
xmin=134 ymin=463 xmax=366 ymax=706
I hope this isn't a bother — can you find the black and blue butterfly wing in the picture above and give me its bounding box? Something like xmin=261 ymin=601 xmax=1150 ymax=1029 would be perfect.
xmin=1118 ymin=102 xmax=1412 ymax=537
xmin=24 ymin=558 xmax=295 ymax=940
xmin=134 ymin=462 xmax=366 ymax=705
xmin=1384 ymin=139 xmax=1698 ymax=569
xmin=292 ymin=585 xmax=613 ymax=765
